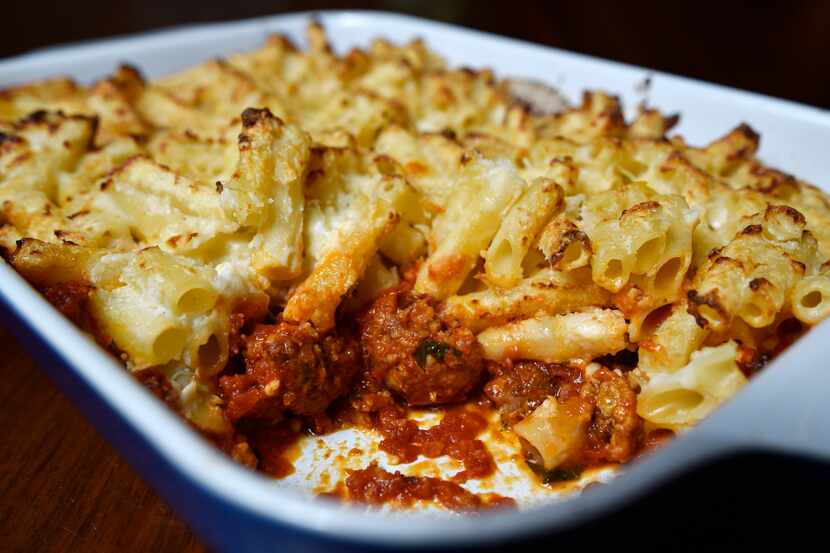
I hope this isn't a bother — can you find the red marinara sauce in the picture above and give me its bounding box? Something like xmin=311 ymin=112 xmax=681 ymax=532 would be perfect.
xmin=247 ymin=422 xmax=304 ymax=478
xmin=373 ymin=406 xmax=496 ymax=482
xmin=341 ymin=464 xmax=516 ymax=512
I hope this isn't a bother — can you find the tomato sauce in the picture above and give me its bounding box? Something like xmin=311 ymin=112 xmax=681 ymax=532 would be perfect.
xmin=246 ymin=421 xmax=304 ymax=478
xmin=373 ymin=406 xmax=496 ymax=482
xmin=341 ymin=464 xmax=515 ymax=512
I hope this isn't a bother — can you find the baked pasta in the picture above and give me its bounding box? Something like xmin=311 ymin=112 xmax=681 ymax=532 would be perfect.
xmin=2 ymin=22 xmax=829 ymax=511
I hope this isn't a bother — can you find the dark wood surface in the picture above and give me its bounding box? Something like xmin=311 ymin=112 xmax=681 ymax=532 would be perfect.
xmin=0 ymin=326 xmax=206 ymax=553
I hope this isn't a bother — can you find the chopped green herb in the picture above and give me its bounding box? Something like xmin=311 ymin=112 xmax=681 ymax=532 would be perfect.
xmin=543 ymin=466 xmax=584 ymax=484
xmin=414 ymin=338 xmax=457 ymax=368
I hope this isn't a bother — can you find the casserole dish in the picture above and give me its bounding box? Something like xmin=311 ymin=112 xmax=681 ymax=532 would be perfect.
xmin=1 ymin=10 xmax=829 ymax=552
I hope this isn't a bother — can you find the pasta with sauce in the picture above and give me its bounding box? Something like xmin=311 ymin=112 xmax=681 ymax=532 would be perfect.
xmin=2 ymin=21 xmax=829 ymax=511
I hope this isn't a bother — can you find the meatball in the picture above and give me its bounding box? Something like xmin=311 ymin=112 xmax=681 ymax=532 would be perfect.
xmin=219 ymin=321 xmax=361 ymax=423
xmin=360 ymin=284 xmax=483 ymax=406
xmin=484 ymin=361 xmax=582 ymax=427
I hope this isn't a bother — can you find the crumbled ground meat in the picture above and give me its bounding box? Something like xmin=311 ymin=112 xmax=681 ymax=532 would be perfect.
xmin=486 ymin=361 xmax=642 ymax=475
xmin=581 ymin=367 xmax=642 ymax=464
xmin=227 ymin=312 xmax=247 ymax=357
xmin=227 ymin=296 xmax=270 ymax=356
xmin=347 ymin=381 xmax=397 ymax=418
xmin=484 ymin=360 xmax=582 ymax=427
xmin=359 ymin=284 xmax=483 ymax=406
xmin=219 ymin=321 xmax=361 ymax=423
xmin=373 ymin=406 xmax=496 ymax=482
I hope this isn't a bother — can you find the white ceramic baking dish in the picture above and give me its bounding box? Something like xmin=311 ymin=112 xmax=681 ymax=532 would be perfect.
xmin=1 ymin=10 xmax=829 ymax=552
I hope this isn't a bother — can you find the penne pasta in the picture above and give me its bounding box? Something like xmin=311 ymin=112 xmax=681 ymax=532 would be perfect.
xmin=483 ymin=178 xmax=563 ymax=288
xmin=444 ymin=267 xmax=609 ymax=331
xmin=477 ymin=308 xmax=627 ymax=363
xmin=221 ymin=108 xmax=311 ymax=280
xmin=637 ymin=341 xmax=747 ymax=430
xmin=415 ymin=156 xmax=526 ymax=299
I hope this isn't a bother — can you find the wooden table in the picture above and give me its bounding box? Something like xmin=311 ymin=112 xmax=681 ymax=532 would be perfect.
xmin=0 ymin=326 xmax=206 ymax=553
